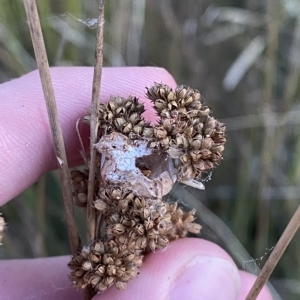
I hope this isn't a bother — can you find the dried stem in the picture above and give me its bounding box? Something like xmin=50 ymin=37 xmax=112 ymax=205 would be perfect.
xmin=23 ymin=0 xmax=79 ymax=255
xmin=255 ymin=0 xmax=281 ymax=257
xmin=245 ymin=205 xmax=300 ymax=300
xmin=83 ymin=2 xmax=105 ymax=299
xmin=86 ymin=0 xmax=105 ymax=244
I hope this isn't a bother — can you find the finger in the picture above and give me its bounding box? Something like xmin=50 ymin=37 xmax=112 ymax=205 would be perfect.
xmin=0 ymin=256 xmax=82 ymax=300
xmin=97 ymin=238 xmax=241 ymax=300
xmin=0 ymin=239 xmax=241 ymax=300
xmin=0 ymin=67 xmax=176 ymax=204
xmin=238 ymin=270 xmax=273 ymax=300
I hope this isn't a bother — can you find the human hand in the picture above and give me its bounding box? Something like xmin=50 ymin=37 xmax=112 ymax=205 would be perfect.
xmin=0 ymin=67 xmax=272 ymax=300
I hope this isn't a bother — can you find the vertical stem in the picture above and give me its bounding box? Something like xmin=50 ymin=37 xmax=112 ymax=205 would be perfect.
xmin=87 ymin=0 xmax=105 ymax=244
xmin=85 ymin=3 xmax=105 ymax=299
xmin=245 ymin=205 xmax=300 ymax=300
xmin=23 ymin=0 xmax=79 ymax=255
xmin=255 ymin=0 xmax=281 ymax=257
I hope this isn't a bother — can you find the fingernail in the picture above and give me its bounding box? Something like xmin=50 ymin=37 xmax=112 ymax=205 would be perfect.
xmin=170 ymin=256 xmax=240 ymax=300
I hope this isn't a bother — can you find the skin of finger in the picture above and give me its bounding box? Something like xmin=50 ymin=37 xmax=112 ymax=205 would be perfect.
xmin=94 ymin=239 xmax=241 ymax=300
xmin=238 ymin=270 xmax=273 ymax=300
xmin=0 ymin=239 xmax=240 ymax=300
xmin=0 ymin=67 xmax=176 ymax=204
xmin=0 ymin=255 xmax=82 ymax=300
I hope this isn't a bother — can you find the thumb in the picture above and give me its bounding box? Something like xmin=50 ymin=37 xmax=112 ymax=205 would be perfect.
xmin=96 ymin=238 xmax=241 ymax=300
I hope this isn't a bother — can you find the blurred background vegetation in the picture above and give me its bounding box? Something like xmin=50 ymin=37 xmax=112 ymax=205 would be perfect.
xmin=0 ymin=0 xmax=300 ymax=299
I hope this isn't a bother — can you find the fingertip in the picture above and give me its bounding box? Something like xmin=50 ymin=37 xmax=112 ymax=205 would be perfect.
xmin=95 ymin=238 xmax=240 ymax=300
xmin=0 ymin=256 xmax=82 ymax=300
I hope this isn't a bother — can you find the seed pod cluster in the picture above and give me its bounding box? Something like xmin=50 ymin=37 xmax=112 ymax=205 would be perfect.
xmin=97 ymin=96 xmax=153 ymax=138
xmin=69 ymin=83 xmax=225 ymax=294
xmin=95 ymin=187 xmax=171 ymax=252
xmin=69 ymin=186 xmax=201 ymax=293
xmin=71 ymin=170 xmax=89 ymax=207
xmin=147 ymin=83 xmax=226 ymax=180
xmin=68 ymin=239 xmax=143 ymax=293
xmin=95 ymin=186 xmax=200 ymax=252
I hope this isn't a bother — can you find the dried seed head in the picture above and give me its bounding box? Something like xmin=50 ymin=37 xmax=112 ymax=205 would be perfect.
xmin=71 ymin=170 xmax=89 ymax=207
xmin=166 ymin=203 xmax=201 ymax=240
xmin=94 ymin=199 xmax=108 ymax=213
xmin=78 ymin=82 xmax=225 ymax=293
xmin=94 ymin=95 xmax=154 ymax=140
xmin=68 ymin=239 xmax=144 ymax=294
xmin=145 ymin=83 xmax=226 ymax=181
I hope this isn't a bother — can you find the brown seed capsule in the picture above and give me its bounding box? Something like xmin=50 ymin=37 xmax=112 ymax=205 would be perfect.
xmin=107 ymin=264 xmax=117 ymax=276
xmin=114 ymin=117 xmax=126 ymax=130
xmin=157 ymin=236 xmax=169 ymax=249
xmin=162 ymin=118 xmax=172 ymax=132
xmin=142 ymin=127 xmax=154 ymax=138
xmin=102 ymin=254 xmax=114 ymax=265
xmin=201 ymin=137 xmax=213 ymax=149
xmin=154 ymin=127 xmax=167 ymax=139
xmin=199 ymin=148 xmax=212 ymax=159
xmin=117 ymin=234 xmax=128 ymax=244
xmin=116 ymin=281 xmax=127 ymax=290
xmin=190 ymin=150 xmax=201 ymax=162
xmin=94 ymin=199 xmax=108 ymax=213
xmin=184 ymin=96 xmax=194 ymax=107
xmin=136 ymin=236 xmax=147 ymax=249
xmin=109 ymin=224 xmax=126 ymax=235
xmin=123 ymin=122 xmax=133 ymax=134
xmin=74 ymin=267 xmax=85 ymax=277
xmin=129 ymin=112 xmax=139 ymax=123
xmin=109 ymin=213 xmax=120 ymax=224
xmin=107 ymin=101 xmax=117 ymax=112
xmin=135 ymin=224 xmax=145 ymax=235
xmin=177 ymin=86 xmax=187 ymax=98
xmin=97 ymin=281 xmax=109 ymax=291
xmin=186 ymin=222 xmax=202 ymax=234
xmin=93 ymin=241 xmax=105 ymax=253
xmin=90 ymin=252 xmax=101 ymax=263
xmin=133 ymin=124 xmax=143 ymax=135
xmin=154 ymin=99 xmax=167 ymax=111
xmin=180 ymin=154 xmax=190 ymax=163
xmin=111 ymin=188 xmax=122 ymax=200
xmin=191 ymin=139 xmax=202 ymax=150
xmin=116 ymin=106 xmax=126 ymax=116
xmin=167 ymin=91 xmax=176 ymax=101
xmin=96 ymin=265 xmax=106 ymax=276
xmin=160 ymin=137 xmax=170 ymax=148
xmin=211 ymin=144 xmax=225 ymax=153
xmin=185 ymin=125 xmax=194 ymax=137
xmin=176 ymin=135 xmax=189 ymax=149
xmin=82 ymin=261 xmax=92 ymax=271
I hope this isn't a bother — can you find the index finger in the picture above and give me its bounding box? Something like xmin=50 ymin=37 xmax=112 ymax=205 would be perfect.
xmin=0 ymin=67 xmax=176 ymax=204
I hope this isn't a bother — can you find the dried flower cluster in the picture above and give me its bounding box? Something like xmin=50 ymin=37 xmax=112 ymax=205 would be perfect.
xmin=147 ymin=83 xmax=226 ymax=181
xmin=69 ymin=186 xmax=200 ymax=293
xmin=0 ymin=213 xmax=6 ymax=245
xmin=69 ymin=83 xmax=226 ymax=294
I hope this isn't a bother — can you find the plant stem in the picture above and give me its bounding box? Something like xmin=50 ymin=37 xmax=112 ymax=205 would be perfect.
xmin=83 ymin=2 xmax=105 ymax=299
xmin=255 ymin=0 xmax=281 ymax=257
xmin=86 ymin=0 xmax=105 ymax=244
xmin=23 ymin=0 xmax=79 ymax=255
xmin=245 ymin=205 xmax=300 ymax=300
